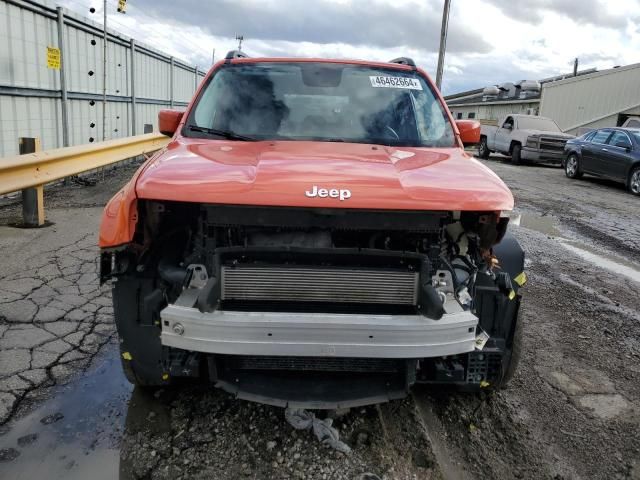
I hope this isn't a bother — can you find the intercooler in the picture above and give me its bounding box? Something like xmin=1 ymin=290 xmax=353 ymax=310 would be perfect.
xmin=221 ymin=265 xmax=419 ymax=305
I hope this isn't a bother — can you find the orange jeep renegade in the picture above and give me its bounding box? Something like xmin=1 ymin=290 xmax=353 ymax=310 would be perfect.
xmin=100 ymin=51 xmax=525 ymax=408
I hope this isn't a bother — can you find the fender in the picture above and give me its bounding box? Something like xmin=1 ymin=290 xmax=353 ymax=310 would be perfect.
xmin=493 ymin=231 xmax=525 ymax=280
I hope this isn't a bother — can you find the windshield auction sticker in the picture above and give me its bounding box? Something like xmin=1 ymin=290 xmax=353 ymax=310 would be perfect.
xmin=369 ymin=76 xmax=422 ymax=90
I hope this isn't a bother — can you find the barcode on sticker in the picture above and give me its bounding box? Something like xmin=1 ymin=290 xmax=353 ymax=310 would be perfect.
xmin=475 ymin=330 xmax=490 ymax=350
xmin=369 ymin=76 xmax=423 ymax=90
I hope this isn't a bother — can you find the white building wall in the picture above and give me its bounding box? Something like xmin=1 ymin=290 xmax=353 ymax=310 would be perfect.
xmin=540 ymin=64 xmax=640 ymax=134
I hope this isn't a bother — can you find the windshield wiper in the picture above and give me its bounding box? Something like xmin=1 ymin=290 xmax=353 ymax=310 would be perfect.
xmin=186 ymin=125 xmax=256 ymax=141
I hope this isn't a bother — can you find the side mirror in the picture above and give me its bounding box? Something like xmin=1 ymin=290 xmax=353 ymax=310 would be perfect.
xmin=456 ymin=120 xmax=481 ymax=146
xmin=158 ymin=109 xmax=184 ymax=136
xmin=502 ymin=123 xmax=513 ymax=130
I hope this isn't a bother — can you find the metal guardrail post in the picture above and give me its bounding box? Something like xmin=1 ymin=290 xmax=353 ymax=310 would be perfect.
xmin=169 ymin=56 xmax=175 ymax=108
xmin=130 ymin=38 xmax=137 ymax=136
xmin=56 ymin=7 xmax=70 ymax=148
xmin=19 ymin=138 xmax=45 ymax=227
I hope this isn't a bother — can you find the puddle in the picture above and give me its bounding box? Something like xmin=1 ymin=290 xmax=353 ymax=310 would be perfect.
xmin=509 ymin=211 xmax=640 ymax=284
xmin=0 ymin=344 xmax=132 ymax=480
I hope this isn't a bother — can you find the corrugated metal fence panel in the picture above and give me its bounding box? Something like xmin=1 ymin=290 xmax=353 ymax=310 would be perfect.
xmin=541 ymin=65 xmax=640 ymax=132
xmin=66 ymin=99 xmax=131 ymax=146
xmin=64 ymin=25 xmax=100 ymax=93
xmin=174 ymin=66 xmax=196 ymax=103
xmin=134 ymin=50 xmax=171 ymax=101
xmin=64 ymin=26 xmax=130 ymax=95
xmin=0 ymin=1 xmax=59 ymax=90
xmin=0 ymin=95 xmax=61 ymax=155
xmin=0 ymin=0 xmax=204 ymax=157
xmin=135 ymin=103 xmax=163 ymax=134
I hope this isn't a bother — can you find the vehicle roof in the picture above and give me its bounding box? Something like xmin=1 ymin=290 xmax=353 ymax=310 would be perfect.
xmin=227 ymin=56 xmax=416 ymax=71
xmin=588 ymin=127 xmax=640 ymax=133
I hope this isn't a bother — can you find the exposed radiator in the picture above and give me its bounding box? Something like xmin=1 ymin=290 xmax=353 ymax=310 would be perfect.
xmin=221 ymin=265 xmax=418 ymax=305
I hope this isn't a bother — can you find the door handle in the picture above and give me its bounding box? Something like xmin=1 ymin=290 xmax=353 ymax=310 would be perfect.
xmin=602 ymin=148 xmax=608 ymax=152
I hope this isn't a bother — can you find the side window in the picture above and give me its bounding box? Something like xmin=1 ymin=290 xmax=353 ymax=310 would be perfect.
xmin=456 ymin=112 xmax=463 ymax=120
xmin=467 ymin=112 xmax=476 ymax=119
xmin=502 ymin=116 xmax=513 ymax=129
xmin=608 ymin=131 xmax=632 ymax=148
xmin=591 ymin=130 xmax=612 ymax=144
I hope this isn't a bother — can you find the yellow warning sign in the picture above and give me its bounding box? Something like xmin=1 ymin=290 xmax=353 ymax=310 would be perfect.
xmin=47 ymin=46 xmax=60 ymax=69
xmin=117 ymin=0 xmax=127 ymax=13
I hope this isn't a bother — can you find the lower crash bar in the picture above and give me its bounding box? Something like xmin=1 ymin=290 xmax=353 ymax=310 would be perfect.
xmin=160 ymin=306 xmax=479 ymax=358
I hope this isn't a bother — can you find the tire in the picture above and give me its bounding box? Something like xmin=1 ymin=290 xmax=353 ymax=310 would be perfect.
xmin=565 ymin=154 xmax=583 ymax=179
xmin=119 ymin=343 xmax=140 ymax=385
xmin=511 ymin=144 xmax=522 ymax=165
xmin=119 ymin=343 xmax=166 ymax=388
xmin=114 ymin=278 xmax=169 ymax=388
xmin=628 ymin=166 xmax=640 ymax=196
xmin=478 ymin=137 xmax=490 ymax=159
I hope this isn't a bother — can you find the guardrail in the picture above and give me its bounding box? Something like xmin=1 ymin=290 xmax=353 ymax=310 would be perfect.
xmin=0 ymin=133 xmax=170 ymax=227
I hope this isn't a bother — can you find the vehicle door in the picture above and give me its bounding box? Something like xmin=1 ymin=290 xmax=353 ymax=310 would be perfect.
xmin=494 ymin=116 xmax=514 ymax=153
xmin=601 ymin=131 xmax=634 ymax=180
xmin=581 ymin=129 xmax=613 ymax=173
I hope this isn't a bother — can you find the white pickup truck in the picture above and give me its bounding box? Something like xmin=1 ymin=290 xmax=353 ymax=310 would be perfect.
xmin=478 ymin=114 xmax=574 ymax=164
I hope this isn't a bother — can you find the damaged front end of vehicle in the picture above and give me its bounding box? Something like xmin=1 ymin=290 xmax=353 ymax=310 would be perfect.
xmin=100 ymin=199 xmax=525 ymax=408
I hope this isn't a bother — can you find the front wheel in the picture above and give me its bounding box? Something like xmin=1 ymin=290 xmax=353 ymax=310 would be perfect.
xmin=565 ymin=154 xmax=583 ymax=179
xmin=511 ymin=144 xmax=522 ymax=165
xmin=628 ymin=166 xmax=640 ymax=196
xmin=478 ymin=137 xmax=490 ymax=159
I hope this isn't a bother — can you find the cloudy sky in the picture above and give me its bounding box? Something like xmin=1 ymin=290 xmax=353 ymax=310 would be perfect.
xmin=59 ymin=0 xmax=640 ymax=94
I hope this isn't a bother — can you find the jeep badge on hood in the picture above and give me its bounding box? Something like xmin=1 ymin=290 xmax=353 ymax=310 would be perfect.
xmin=305 ymin=186 xmax=352 ymax=201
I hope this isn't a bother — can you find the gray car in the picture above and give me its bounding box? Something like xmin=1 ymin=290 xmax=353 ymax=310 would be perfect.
xmin=564 ymin=127 xmax=640 ymax=195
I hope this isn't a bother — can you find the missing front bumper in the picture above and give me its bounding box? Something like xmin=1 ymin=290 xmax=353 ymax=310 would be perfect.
xmin=160 ymin=306 xmax=478 ymax=358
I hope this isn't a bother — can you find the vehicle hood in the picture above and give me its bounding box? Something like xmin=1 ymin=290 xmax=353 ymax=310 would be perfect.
xmin=521 ymin=130 xmax=574 ymax=139
xmin=135 ymin=139 xmax=514 ymax=211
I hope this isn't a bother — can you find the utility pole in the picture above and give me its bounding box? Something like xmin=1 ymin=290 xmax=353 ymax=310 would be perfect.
xmin=102 ymin=0 xmax=107 ymax=141
xmin=435 ymin=0 xmax=451 ymax=91
xmin=236 ymin=35 xmax=244 ymax=51
xmin=212 ymin=48 xmax=216 ymax=65
xmin=56 ymin=7 xmax=69 ymax=148
xmin=573 ymin=58 xmax=579 ymax=77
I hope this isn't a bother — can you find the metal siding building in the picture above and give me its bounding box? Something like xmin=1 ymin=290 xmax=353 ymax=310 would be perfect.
xmin=448 ymin=100 xmax=539 ymax=123
xmin=540 ymin=64 xmax=640 ymax=135
xmin=0 ymin=0 xmax=206 ymax=157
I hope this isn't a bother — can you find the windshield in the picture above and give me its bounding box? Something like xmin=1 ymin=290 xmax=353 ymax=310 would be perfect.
xmin=185 ymin=63 xmax=455 ymax=147
xmin=517 ymin=117 xmax=561 ymax=132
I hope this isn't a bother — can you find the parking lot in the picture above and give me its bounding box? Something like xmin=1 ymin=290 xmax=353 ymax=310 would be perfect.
xmin=0 ymin=156 xmax=639 ymax=480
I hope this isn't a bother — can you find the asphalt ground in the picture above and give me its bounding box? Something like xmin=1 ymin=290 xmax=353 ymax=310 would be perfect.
xmin=0 ymin=155 xmax=638 ymax=479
